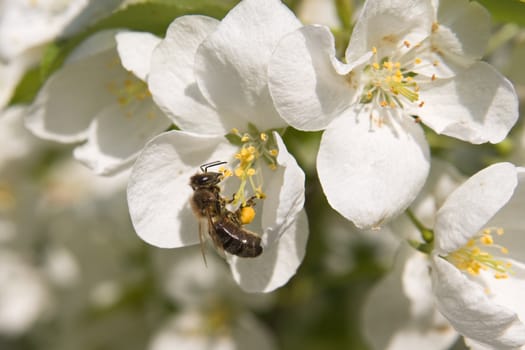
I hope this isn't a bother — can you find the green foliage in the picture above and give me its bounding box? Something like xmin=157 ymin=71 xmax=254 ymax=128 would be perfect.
xmin=476 ymin=0 xmax=525 ymax=26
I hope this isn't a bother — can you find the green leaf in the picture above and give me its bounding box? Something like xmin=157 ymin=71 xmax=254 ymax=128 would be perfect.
xmin=476 ymin=0 xmax=525 ymax=26
xmin=8 ymin=66 xmax=42 ymax=105
xmin=9 ymin=0 xmax=239 ymax=106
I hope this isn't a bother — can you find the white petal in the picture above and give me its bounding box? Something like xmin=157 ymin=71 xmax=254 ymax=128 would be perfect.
xmin=317 ymin=110 xmax=430 ymax=229
xmin=0 ymin=250 xmax=50 ymax=336
xmin=116 ymin=31 xmax=161 ymax=81
xmin=148 ymin=15 xmax=226 ymax=134
xmin=26 ymin=42 xmax=126 ymax=143
xmin=194 ymin=0 xmax=301 ymax=130
xmin=345 ymin=0 xmax=433 ymax=64
xmin=485 ymin=169 xmax=525 ymax=262
xmin=434 ymin=162 xmax=518 ymax=254
xmin=362 ymin=245 xmax=458 ymax=350
xmin=431 ymin=256 xmax=525 ymax=349
xmin=261 ymin=133 xmax=306 ymax=245
xmin=268 ymin=25 xmax=357 ymax=131
xmin=0 ymin=0 xmax=87 ymax=61
xmin=418 ymin=62 xmax=519 ymax=144
xmin=149 ymin=311 xmax=235 ymax=350
xmin=64 ymin=29 xmax=120 ymax=64
xmin=73 ymin=101 xmax=171 ymax=175
xmin=414 ymin=0 xmax=491 ymax=79
xmin=228 ymin=209 xmax=308 ymax=293
xmin=127 ymin=131 xmax=237 ymax=248
xmin=435 ymin=0 xmax=490 ymax=61
xmin=478 ymin=260 xmax=525 ymax=338
xmin=150 ymin=311 xmax=275 ymax=350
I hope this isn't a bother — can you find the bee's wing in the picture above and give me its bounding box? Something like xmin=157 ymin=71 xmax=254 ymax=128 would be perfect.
xmin=197 ymin=217 xmax=208 ymax=266
xmin=206 ymin=211 xmax=225 ymax=258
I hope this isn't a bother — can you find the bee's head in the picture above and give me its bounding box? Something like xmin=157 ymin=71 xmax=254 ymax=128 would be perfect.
xmin=190 ymin=172 xmax=223 ymax=190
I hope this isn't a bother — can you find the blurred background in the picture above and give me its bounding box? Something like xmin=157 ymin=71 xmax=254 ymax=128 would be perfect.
xmin=0 ymin=0 xmax=524 ymax=349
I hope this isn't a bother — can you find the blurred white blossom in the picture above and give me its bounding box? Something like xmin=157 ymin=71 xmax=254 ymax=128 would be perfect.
xmin=25 ymin=30 xmax=170 ymax=175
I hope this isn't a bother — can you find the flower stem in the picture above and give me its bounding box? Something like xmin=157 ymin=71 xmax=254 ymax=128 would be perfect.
xmin=406 ymin=209 xmax=434 ymax=244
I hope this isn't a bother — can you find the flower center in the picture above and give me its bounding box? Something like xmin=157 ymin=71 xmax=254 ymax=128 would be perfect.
xmin=445 ymin=227 xmax=512 ymax=279
xmin=222 ymin=125 xmax=279 ymax=223
xmin=106 ymin=71 xmax=156 ymax=119
xmin=360 ymin=46 xmax=421 ymax=109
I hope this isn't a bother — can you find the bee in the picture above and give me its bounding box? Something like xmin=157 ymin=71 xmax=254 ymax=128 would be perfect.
xmin=189 ymin=161 xmax=263 ymax=262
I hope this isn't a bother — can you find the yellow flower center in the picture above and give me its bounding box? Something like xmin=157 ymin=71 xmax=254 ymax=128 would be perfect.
xmin=445 ymin=227 xmax=512 ymax=279
xmin=106 ymin=69 xmax=157 ymax=120
xmin=360 ymin=47 xmax=421 ymax=108
xmin=223 ymin=125 xmax=279 ymax=216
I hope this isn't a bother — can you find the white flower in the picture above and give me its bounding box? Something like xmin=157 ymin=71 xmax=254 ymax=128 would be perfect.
xmin=0 ymin=0 xmax=122 ymax=61
xmin=268 ymin=0 xmax=518 ymax=228
xmin=362 ymin=244 xmax=459 ymax=350
xmin=430 ymin=162 xmax=525 ymax=348
xmin=149 ymin=310 xmax=276 ymax=350
xmin=127 ymin=0 xmax=308 ymax=292
xmin=362 ymin=160 xmax=464 ymax=350
xmin=0 ymin=250 xmax=51 ymax=337
xmin=25 ymin=30 xmax=171 ymax=175
xmin=0 ymin=106 xmax=41 ymax=168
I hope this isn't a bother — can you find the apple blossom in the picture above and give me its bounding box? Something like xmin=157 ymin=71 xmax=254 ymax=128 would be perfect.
xmin=25 ymin=29 xmax=171 ymax=175
xmin=430 ymin=162 xmax=525 ymax=349
xmin=127 ymin=0 xmax=308 ymax=293
xmin=267 ymin=0 xmax=518 ymax=229
xmin=362 ymin=160 xmax=464 ymax=350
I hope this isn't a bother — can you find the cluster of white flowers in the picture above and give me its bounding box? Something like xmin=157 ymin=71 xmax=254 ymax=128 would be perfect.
xmin=1 ymin=0 xmax=524 ymax=348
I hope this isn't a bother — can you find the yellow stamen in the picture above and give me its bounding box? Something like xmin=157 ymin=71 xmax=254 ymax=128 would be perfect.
xmin=446 ymin=227 xmax=513 ymax=279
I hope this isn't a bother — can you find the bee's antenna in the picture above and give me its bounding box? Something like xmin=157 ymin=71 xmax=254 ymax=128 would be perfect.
xmin=200 ymin=160 xmax=227 ymax=173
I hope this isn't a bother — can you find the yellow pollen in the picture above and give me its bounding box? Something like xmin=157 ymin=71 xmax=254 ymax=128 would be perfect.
xmin=415 ymin=58 xmax=422 ymax=64
xmin=241 ymin=135 xmax=250 ymax=142
xmin=246 ymin=168 xmax=256 ymax=176
xmin=231 ymin=128 xmax=239 ymax=135
xmin=403 ymin=40 xmax=411 ymax=48
xmin=380 ymin=101 xmax=388 ymax=107
xmin=269 ymin=149 xmax=278 ymax=157
xmin=372 ymin=46 xmax=377 ymax=54
xmin=394 ymin=62 xmax=401 ymax=69
xmin=383 ymin=61 xmax=393 ymax=70
xmin=239 ymin=206 xmax=256 ymax=225
xmin=372 ymin=62 xmax=380 ymax=70
xmin=432 ymin=22 xmax=440 ymax=33
xmin=260 ymin=133 xmax=268 ymax=141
